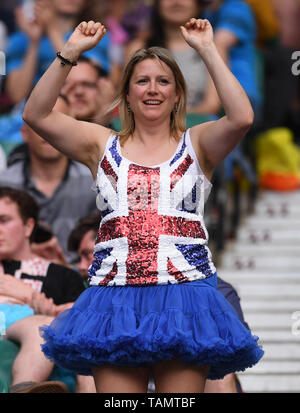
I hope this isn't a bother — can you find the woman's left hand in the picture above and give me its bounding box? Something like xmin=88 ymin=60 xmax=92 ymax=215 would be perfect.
xmin=180 ymin=18 xmax=214 ymax=51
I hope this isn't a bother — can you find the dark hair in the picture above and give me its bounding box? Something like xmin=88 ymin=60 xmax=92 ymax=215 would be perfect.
xmin=0 ymin=186 xmax=39 ymax=242
xmin=146 ymin=0 xmax=203 ymax=48
xmin=77 ymin=56 xmax=108 ymax=78
xmin=68 ymin=210 xmax=101 ymax=252
xmin=76 ymin=1 xmax=109 ymax=27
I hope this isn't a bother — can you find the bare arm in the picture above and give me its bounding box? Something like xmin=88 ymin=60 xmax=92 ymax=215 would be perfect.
xmin=0 ymin=273 xmax=34 ymax=304
xmin=27 ymin=291 xmax=74 ymax=317
xmin=180 ymin=19 xmax=254 ymax=176
xmin=23 ymin=21 xmax=111 ymax=178
xmin=188 ymin=29 xmax=239 ymax=116
xmin=188 ymin=72 xmax=221 ymax=116
xmin=5 ymin=8 xmax=43 ymax=104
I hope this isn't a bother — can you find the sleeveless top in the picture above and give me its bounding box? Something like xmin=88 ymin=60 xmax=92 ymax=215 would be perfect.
xmin=88 ymin=129 xmax=216 ymax=287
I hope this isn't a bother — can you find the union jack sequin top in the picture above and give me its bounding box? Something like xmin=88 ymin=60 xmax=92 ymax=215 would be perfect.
xmin=88 ymin=129 xmax=216 ymax=286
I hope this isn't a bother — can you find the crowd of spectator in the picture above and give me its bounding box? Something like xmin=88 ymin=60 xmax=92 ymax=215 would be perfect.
xmin=0 ymin=0 xmax=299 ymax=393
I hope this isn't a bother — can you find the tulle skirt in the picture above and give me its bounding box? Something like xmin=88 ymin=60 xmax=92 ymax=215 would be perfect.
xmin=40 ymin=274 xmax=264 ymax=380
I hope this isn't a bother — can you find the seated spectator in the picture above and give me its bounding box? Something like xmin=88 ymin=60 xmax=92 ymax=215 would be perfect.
xmin=118 ymin=0 xmax=153 ymax=42
xmin=201 ymin=0 xmax=262 ymax=118
xmin=93 ymin=1 xmax=154 ymax=87
xmin=67 ymin=209 xmax=101 ymax=284
xmin=199 ymin=0 xmax=259 ymax=197
xmin=263 ymin=0 xmax=300 ymax=134
xmin=0 ymin=95 xmax=97 ymax=263
xmin=244 ymin=0 xmax=280 ymax=48
xmin=272 ymin=0 xmax=300 ymax=50
xmin=5 ymin=0 xmax=112 ymax=105
xmin=61 ymin=56 xmax=116 ymax=127
xmin=0 ymin=186 xmax=86 ymax=393
xmin=125 ymin=0 xmax=220 ymax=117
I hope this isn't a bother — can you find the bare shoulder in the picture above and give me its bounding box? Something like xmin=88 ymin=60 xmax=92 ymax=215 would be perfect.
xmin=79 ymin=121 xmax=115 ymax=178
xmin=85 ymin=121 xmax=114 ymax=152
xmin=189 ymin=122 xmax=217 ymax=179
xmin=189 ymin=113 xmax=250 ymax=174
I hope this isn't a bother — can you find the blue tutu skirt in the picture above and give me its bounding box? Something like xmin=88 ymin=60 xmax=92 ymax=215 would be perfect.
xmin=40 ymin=274 xmax=264 ymax=380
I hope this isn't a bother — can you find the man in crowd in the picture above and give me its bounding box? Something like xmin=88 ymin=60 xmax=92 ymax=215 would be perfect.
xmin=0 ymin=186 xmax=86 ymax=392
xmin=61 ymin=56 xmax=116 ymax=128
xmin=0 ymin=95 xmax=97 ymax=264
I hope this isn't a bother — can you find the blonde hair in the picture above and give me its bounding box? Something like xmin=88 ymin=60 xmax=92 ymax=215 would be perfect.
xmin=113 ymin=47 xmax=187 ymax=145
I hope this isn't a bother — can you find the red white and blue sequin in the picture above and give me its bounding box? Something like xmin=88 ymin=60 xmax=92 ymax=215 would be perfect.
xmin=88 ymin=129 xmax=216 ymax=286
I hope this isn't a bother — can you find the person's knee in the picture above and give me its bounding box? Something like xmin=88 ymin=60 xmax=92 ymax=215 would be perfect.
xmin=6 ymin=315 xmax=54 ymax=342
xmin=27 ymin=314 xmax=54 ymax=326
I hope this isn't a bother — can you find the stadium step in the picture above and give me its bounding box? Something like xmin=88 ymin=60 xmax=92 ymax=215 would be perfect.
xmin=217 ymin=189 xmax=300 ymax=393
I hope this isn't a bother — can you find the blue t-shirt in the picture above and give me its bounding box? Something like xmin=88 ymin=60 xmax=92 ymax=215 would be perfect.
xmin=204 ymin=0 xmax=261 ymax=106
xmin=5 ymin=29 xmax=111 ymax=81
xmin=1 ymin=30 xmax=111 ymax=152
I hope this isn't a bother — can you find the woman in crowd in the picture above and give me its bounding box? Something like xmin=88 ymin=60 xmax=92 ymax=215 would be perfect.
xmin=23 ymin=18 xmax=263 ymax=393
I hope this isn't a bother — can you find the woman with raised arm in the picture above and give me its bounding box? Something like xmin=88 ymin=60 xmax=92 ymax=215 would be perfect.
xmin=23 ymin=18 xmax=263 ymax=393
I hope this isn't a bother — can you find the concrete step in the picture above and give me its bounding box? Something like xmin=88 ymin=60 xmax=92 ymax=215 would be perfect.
xmin=254 ymin=202 xmax=300 ymax=217
xmin=237 ymin=228 xmax=300 ymax=245
xmin=239 ymin=299 xmax=300 ymax=312
xmin=221 ymin=254 xmax=300 ymax=271
xmin=257 ymin=343 xmax=300 ymax=360
xmin=218 ymin=270 xmax=300 ymax=284
xmin=238 ymin=374 xmax=300 ymax=393
xmin=258 ymin=190 xmax=300 ymax=203
xmin=245 ymin=360 xmax=300 ymax=374
xmin=230 ymin=244 xmax=300 ymax=256
xmin=244 ymin=312 xmax=298 ymax=329
xmin=231 ymin=283 xmax=300 ymax=299
xmin=243 ymin=217 xmax=300 ymax=230
xmin=252 ymin=329 xmax=300 ymax=342
xmin=220 ymin=189 xmax=300 ymax=393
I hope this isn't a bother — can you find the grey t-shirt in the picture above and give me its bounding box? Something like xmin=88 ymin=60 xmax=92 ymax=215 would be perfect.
xmin=0 ymin=157 xmax=97 ymax=262
xmin=172 ymin=47 xmax=208 ymax=107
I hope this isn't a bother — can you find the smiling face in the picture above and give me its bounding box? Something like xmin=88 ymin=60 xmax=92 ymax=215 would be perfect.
xmin=126 ymin=58 xmax=179 ymax=124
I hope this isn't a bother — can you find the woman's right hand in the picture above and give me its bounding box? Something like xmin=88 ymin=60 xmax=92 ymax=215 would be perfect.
xmin=61 ymin=21 xmax=107 ymax=62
